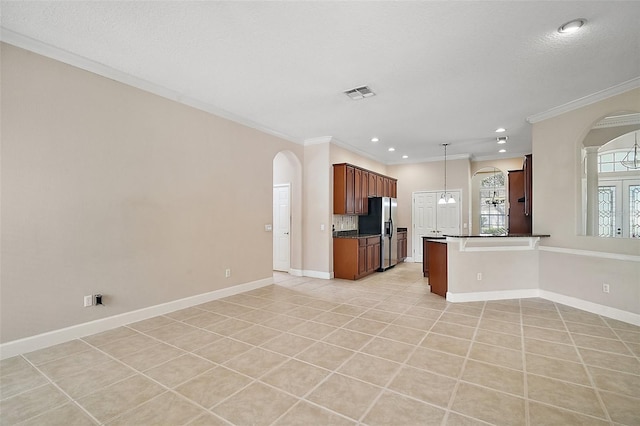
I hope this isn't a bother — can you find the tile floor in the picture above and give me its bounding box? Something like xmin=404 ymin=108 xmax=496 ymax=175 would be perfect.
xmin=1 ymin=263 xmax=639 ymax=425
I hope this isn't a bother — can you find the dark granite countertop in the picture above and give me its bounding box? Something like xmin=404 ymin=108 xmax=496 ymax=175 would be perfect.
xmin=444 ymin=234 xmax=550 ymax=238
xmin=397 ymin=227 xmax=407 ymax=232
xmin=333 ymin=231 xmax=382 ymax=239
xmin=422 ymin=234 xmax=549 ymax=239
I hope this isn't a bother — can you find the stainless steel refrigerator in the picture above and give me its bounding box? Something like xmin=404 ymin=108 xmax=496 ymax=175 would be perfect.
xmin=358 ymin=197 xmax=398 ymax=271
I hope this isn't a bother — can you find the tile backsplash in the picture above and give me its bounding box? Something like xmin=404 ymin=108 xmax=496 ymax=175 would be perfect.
xmin=332 ymin=215 xmax=358 ymax=232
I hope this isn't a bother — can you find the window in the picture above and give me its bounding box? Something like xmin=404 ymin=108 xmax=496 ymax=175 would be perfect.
xmin=598 ymin=150 xmax=632 ymax=173
xmin=479 ymin=172 xmax=506 ymax=235
xmin=598 ymin=179 xmax=640 ymax=238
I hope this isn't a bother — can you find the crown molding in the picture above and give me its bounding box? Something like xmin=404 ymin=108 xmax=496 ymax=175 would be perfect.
xmin=471 ymin=151 xmax=530 ymax=162
xmin=0 ymin=28 xmax=302 ymax=146
xmin=527 ymin=77 xmax=640 ymax=124
xmin=592 ymin=113 xmax=640 ymax=129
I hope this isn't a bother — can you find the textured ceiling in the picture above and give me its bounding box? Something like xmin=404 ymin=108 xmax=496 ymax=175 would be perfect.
xmin=2 ymin=1 xmax=639 ymax=163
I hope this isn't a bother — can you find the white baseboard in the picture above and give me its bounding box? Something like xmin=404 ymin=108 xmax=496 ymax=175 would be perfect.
xmin=0 ymin=277 xmax=273 ymax=360
xmin=403 ymin=257 xmax=415 ymax=263
xmin=288 ymin=269 xmax=303 ymax=277
xmin=539 ymin=290 xmax=640 ymax=327
xmin=302 ymin=270 xmax=332 ymax=279
xmin=447 ymin=289 xmax=540 ymax=303
xmin=446 ymin=288 xmax=640 ymax=327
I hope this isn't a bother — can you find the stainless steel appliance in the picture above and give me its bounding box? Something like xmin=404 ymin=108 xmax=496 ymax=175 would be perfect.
xmin=358 ymin=197 xmax=398 ymax=271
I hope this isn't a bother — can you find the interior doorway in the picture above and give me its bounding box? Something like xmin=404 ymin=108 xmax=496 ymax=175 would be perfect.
xmin=273 ymin=151 xmax=302 ymax=274
xmin=412 ymin=190 xmax=461 ymax=262
xmin=273 ymin=184 xmax=290 ymax=271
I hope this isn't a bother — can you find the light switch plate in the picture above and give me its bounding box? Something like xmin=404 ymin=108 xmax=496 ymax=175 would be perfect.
xmin=265 ymin=224 xmax=272 ymax=231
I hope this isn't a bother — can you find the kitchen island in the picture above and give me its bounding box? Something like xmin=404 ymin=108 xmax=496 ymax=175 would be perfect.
xmin=423 ymin=234 xmax=550 ymax=300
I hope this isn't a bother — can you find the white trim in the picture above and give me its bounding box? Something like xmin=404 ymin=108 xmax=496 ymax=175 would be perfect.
xmin=447 ymin=289 xmax=540 ymax=303
xmin=447 ymin=288 xmax=640 ymax=326
xmin=303 ymin=270 xmax=332 ymax=279
xmin=539 ymin=246 xmax=640 ymax=262
xmin=449 ymin=236 xmax=540 ymax=251
xmin=527 ymin=77 xmax=640 ymax=124
xmin=471 ymin=151 xmax=530 ymax=163
xmin=539 ymin=290 xmax=640 ymax=327
xmin=0 ymin=277 xmax=272 ymax=360
xmin=288 ymin=269 xmax=304 ymax=277
xmin=592 ymin=113 xmax=640 ymax=129
xmin=404 ymin=257 xmax=415 ymax=263
xmin=0 ymin=28 xmax=301 ymax=146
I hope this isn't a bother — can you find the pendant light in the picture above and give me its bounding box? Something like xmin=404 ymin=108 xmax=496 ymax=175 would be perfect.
xmin=620 ymin=132 xmax=640 ymax=170
xmin=439 ymin=143 xmax=456 ymax=204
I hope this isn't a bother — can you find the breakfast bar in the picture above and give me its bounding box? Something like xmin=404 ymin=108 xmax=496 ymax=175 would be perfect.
xmin=423 ymin=234 xmax=550 ymax=301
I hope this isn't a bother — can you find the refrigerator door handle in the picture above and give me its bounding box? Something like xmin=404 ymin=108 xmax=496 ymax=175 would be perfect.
xmin=389 ymin=218 xmax=393 ymax=237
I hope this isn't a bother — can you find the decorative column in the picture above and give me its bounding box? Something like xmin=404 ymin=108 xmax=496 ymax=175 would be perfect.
xmin=584 ymin=146 xmax=599 ymax=236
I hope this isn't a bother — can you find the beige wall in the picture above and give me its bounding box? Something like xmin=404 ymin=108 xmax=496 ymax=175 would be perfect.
xmin=0 ymin=43 xmax=302 ymax=342
xmin=448 ymin=244 xmax=539 ymax=294
xmin=302 ymin=143 xmax=332 ymax=275
xmin=533 ymin=88 xmax=640 ymax=315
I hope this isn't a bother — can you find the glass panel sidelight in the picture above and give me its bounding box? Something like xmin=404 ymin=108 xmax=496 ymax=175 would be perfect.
xmin=630 ymin=185 xmax=640 ymax=238
xmin=598 ymin=186 xmax=615 ymax=237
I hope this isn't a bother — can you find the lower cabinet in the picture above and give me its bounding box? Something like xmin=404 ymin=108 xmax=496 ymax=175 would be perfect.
xmin=334 ymin=236 xmax=381 ymax=280
xmin=423 ymin=240 xmax=447 ymax=297
xmin=397 ymin=231 xmax=407 ymax=262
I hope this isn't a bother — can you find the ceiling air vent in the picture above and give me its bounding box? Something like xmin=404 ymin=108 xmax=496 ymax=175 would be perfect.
xmin=344 ymin=85 xmax=376 ymax=100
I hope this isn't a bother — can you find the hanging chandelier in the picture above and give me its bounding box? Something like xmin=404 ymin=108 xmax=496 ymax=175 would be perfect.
xmin=438 ymin=143 xmax=456 ymax=204
xmin=620 ymin=132 xmax=639 ymax=170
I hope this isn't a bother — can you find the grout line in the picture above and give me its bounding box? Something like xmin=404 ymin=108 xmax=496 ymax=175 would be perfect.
xmin=440 ymin=300 xmax=487 ymax=425
xmin=553 ymin=302 xmax=613 ymax=423
xmin=520 ymin=298 xmax=530 ymax=426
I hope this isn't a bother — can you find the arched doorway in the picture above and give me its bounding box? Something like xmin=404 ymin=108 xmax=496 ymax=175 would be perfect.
xmin=273 ymin=151 xmax=303 ymax=274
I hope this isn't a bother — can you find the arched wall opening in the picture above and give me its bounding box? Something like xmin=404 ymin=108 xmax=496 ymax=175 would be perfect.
xmin=273 ymin=150 xmax=303 ymax=274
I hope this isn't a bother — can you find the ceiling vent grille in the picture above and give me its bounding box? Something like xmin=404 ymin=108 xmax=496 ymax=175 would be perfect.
xmin=344 ymin=85 xmax=376 ymax=100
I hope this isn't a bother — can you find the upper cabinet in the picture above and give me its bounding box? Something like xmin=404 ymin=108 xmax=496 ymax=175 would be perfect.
xmin=333 ymin=163 xmax=397 ymax=215
xmin=508 ymin=155 xmax=533 ymax=234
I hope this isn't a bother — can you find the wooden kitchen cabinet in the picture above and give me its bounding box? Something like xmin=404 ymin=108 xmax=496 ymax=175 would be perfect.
xmin=334 ymin=164 xmax=397 ymax=215
xmin=368 ymin=172 xmax=377 ymax=197
xmin=334 ymin=164 xmax=356 ymax=214
xmin=426 ymin=240 xmax=447 ymax=297
xmin=390 ymin=179 xmax=397 ymax=198
xmin=397 ymin=230 xmax=407 ymax=262
xmin=334 ymin=236 xmax=381 ymax=280
xmin=523 ymin=154 xmax=532 ymax=217
xmin=376 ymin=175 xmax=384 ymax=196
xmin=355 ymin=168 xmax=368 ymax=215
xmin=508 ymin=169 xmax=531 ymax=234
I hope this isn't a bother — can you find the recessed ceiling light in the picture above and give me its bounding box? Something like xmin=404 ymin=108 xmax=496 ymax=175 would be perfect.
xmin=558 ymin=19 xmax=586 ymax=34
xmin=497 ymin=136 xmax=508 ymax=144
xmin=495 ymin=128 xmax=506 ymax=133
xmin=371 ymin=137 xmax=379 ymax=143
xmin=499 ymin=148 xmax=507 ymax=153
xmin=388 ymin=147 xmax=395 ymax=152
xmin=402 ymin=155 xmax=408 ymax=159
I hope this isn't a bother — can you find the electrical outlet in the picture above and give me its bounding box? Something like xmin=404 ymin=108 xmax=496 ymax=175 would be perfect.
xmin=225 ymin=268 xmax=231 ymax=278
xmin=477 ymin=272 xmax=482 ymax=281
xmin=602 ymin=283 xmax=610 ymax=293
xmin=84 ymin=295 xmax=93 ymax=307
